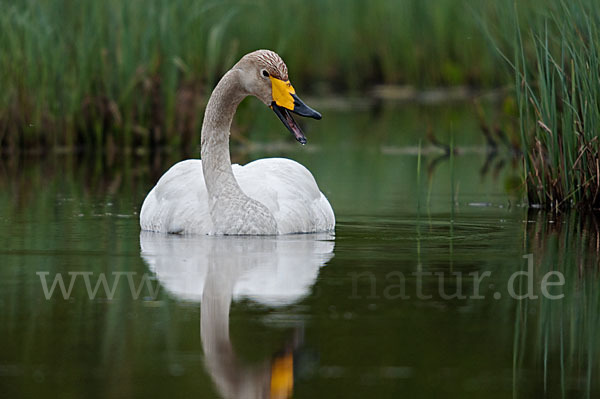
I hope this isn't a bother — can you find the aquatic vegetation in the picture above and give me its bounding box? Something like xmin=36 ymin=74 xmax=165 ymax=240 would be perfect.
xmin=506 ymin=0 xmax=600 ymax=209
xmin=0 ymin=0 xmax=504 ymax=151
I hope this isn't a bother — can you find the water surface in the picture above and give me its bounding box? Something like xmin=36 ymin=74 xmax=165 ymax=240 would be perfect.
xmin=1 ymin=103 xmax=598 ymax=398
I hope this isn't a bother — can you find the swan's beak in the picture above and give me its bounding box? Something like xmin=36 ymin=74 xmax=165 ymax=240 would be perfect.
xmin=270 ymin=77 xmax=321 ymax=145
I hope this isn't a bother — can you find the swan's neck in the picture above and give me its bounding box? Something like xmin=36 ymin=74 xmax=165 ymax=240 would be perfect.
xmin=201 ymin=69 xmax=246 ymax=200
xmin=200 ymin=69 xmax=277 ymax=234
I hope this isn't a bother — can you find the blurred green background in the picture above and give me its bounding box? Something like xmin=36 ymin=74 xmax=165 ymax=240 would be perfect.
xmin=0 ymin=0 xmax=518 ymax=150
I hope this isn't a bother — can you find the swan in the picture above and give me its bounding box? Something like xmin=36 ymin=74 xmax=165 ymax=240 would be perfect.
xmin=140 ymin=50 xmax=335 ymax=235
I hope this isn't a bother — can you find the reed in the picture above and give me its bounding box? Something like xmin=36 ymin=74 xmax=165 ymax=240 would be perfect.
xmin=507 ymin=0 xmax=600 ymax=209
xmin=0 ymin=0 xmax=505 ymax=151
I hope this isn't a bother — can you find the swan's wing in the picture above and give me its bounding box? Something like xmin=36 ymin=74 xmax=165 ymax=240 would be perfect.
xmin=140 ymin=160 xmax=213 ymax=234
xmin=234 ymin=158 xmax=335 ymax=234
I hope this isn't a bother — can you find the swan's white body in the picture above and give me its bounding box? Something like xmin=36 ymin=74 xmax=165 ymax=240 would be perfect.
xmin=140 ymin=157 xmax=334 ymax=235
xmin=140 ymin=50 xmax=335 ymax=235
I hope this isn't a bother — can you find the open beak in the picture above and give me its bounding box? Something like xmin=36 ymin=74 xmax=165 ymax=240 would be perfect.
xmin=269 ymin=77 xmax=321 ymax=144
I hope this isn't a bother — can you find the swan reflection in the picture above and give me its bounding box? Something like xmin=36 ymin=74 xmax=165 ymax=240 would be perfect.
xmin=140 ymin=232 xmax=334 ymax=399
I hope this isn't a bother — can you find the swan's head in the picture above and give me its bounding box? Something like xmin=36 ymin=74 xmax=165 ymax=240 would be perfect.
xmin=235 ymin=49 xmax=321 ymax=144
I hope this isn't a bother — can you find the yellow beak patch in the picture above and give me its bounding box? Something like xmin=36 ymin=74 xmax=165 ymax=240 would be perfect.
xmin=270 ymin=76 xmax=296 ymax=110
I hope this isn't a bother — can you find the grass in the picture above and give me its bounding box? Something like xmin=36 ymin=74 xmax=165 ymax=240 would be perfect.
xmin=504 ymin=0 xmax=600 ymax=209
xmin=0 ymin=0 xmax=507 ymax=151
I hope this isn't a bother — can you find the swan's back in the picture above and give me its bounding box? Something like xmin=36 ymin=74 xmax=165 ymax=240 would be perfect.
xmin=235 ymin=158 xmax=334 ymax=234
xmin=140 ymin=158 xmax=334 ymax=235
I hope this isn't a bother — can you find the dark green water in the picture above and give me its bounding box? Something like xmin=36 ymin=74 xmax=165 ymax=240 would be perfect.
xmin=1 ymin=104 xmax=599 ymax=398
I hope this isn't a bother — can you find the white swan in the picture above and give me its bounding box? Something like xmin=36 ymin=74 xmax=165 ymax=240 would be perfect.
xmin=140 ymin=50 xmax=335 ymax=235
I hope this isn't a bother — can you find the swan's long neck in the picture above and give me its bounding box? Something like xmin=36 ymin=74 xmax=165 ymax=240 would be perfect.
xmin=200 ymin=69 xmax=277 ymax=234
xmin=201 ymin=69 xmax=247 ymax=201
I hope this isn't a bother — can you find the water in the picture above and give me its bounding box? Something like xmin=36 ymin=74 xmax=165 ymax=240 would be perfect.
xmin=1 ymin=103 xmax=599 ymax=398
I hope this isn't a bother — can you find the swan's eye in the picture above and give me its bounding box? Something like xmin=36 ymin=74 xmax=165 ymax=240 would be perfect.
xmin=262 ymin=70 xmax=269 ymax=78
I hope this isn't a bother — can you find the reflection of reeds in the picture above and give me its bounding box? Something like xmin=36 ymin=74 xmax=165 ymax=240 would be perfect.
xmin=0 ymin=0 xmax=509 ymax=151
xmin=512 ymin=211 xmax=600 ymax=396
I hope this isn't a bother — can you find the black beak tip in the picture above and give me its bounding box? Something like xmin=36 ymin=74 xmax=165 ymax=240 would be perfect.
xmin=291 ymin=93 xmax=322 ymax=120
